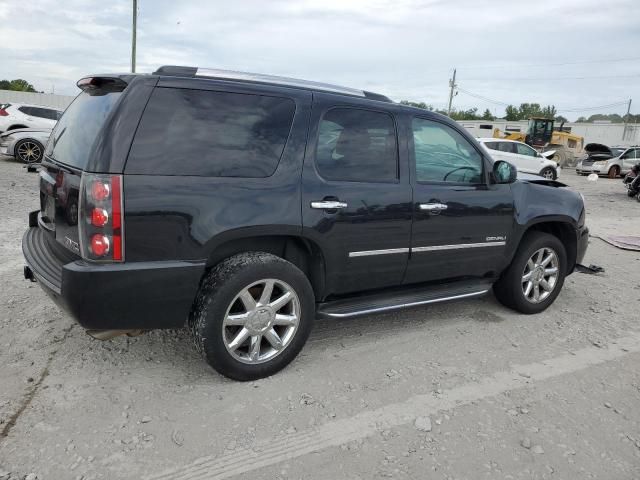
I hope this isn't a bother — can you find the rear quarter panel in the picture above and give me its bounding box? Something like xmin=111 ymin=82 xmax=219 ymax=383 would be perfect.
xmin=122 ymin=81 xmax=312 ymax=262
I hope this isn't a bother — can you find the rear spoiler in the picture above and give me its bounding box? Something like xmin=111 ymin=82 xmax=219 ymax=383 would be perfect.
xmin=76 ymin=75 xmax=137 ymax=94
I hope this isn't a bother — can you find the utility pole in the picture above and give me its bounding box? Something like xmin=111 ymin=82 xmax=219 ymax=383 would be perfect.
xmin=622 ymin=98 xmax=632 ymax=141
xmin=131 ymin=0 xmax=137 ymax=73
xmin=447 ymin=68 xmax=457 ymax=116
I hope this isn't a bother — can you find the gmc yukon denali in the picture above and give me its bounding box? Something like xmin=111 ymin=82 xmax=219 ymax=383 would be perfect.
xmin=22 ymin=66 xmax=589 ymax=380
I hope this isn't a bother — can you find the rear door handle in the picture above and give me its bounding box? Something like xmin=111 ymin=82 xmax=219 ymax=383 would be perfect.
xmin=419 ymin=203 xmax=448 ymax=212
xmin=311 ymin=200 xmax=348 ymax=210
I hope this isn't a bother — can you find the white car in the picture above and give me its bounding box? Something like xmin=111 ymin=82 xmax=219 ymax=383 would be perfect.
xmin=477 ymin=138 xmax=561 ymax=180
xmin=0 ymin=128 xmax=52 ymax=163
xmin=0 ymin=103 xmax=62 ymax=133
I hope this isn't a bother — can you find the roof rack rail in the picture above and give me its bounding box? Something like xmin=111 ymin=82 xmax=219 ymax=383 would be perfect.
xmin=152 ymin=65 xmax=391 ymax=102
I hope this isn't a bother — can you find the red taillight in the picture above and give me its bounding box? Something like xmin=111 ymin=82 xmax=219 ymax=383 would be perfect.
xmin=90 ymin=234 xmax=110 ymax=256
xmin=91 ymin=181 xmax=110 ymax=201
xmin=111 ymin=176 xmax=123 ymax=261
xmin=91 ymin=208 xmax=109 ymax=227
xmin=79 ymin=173 xmax=124 ymax=262
xmin=0 ymin=109 xmax=8 ymax=117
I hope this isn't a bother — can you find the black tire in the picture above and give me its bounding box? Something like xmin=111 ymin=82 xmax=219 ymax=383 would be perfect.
xmin=188 ymin=252 xmax=315 ymax=381
xmin=608 ymin=166 xmax=619 ymax=179
xmin=14 ymin=139 xmax=44 ymax=164
xmin=493 ymin=232 xmax=567 ymax=314
xmin=540 ymin=167 xmax=557 ymax=180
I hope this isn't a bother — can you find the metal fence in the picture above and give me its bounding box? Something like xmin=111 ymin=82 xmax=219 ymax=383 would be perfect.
xmin=0 ymin=90 xmax=75 ymax=110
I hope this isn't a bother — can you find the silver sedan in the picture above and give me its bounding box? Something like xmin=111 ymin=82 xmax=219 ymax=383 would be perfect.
xmin=0 ymin=128 xmax=52 ymax=163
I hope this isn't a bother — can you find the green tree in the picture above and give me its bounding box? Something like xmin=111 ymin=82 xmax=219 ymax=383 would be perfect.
xmin=505 ymin=105 xmax=519 ymax=121
xmin=481 ymin=108 xmax=494 ymax=120
xmin=0 ymin=79 xmax=37 ymax=92
xmin=555 ymin=115 xmax=568 ymax=123
xmin=399 ymin=100 xmax=433 ymax=110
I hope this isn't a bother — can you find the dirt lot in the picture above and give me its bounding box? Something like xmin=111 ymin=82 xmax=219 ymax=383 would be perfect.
xmin=0 ymin=159 xmax=639 ymax=480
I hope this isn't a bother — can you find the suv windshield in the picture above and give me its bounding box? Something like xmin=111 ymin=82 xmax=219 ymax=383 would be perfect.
xmin=45 ymin=90 xmax=122 ymax=169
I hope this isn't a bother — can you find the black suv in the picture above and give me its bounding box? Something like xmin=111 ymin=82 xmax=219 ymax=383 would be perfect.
xmin=22 ymin=66 xmax=589 ymax=380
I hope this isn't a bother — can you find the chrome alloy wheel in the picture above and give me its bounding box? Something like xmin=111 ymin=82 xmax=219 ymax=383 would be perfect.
xmin=222 ymin=279 xmax=300 ymax=364
xmin=521 ymin=247 xmax=559 ymax=303
xmin=16 ymin=141 xmax=42 ymax=163
xmin=542 ymin=169 xmax=555 ymax=179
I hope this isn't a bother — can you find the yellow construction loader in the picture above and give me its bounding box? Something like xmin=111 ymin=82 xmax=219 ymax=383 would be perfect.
xmin=493 ymin=117 xmax=584 ymax=166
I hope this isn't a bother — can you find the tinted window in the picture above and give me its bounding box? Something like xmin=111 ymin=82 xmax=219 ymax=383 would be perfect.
xmin=497 ymin=142 xmax=515 ymax=153
xmin=18 ymin=106 xmax=33 ymax=115
xmin=46 ymin=90 xmax=122 ymax=169
xmin=412 ymin=118 xmax=483 ymax=184
xmin=483 ymin=141 xmax=498 ymax=150
xmin=315 ymin=108 xmax=397 ymax=182
xmin=36 ymin=108 xmax=62 ymax=121
xmin=515 ymin=143 xmax=537 ymax=157
xmin=126 ymin=88 xmax=295 ymax=177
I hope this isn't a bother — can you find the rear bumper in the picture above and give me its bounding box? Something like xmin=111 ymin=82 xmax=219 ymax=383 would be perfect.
xmin=22 ymin=226 xmax=206 ymax=330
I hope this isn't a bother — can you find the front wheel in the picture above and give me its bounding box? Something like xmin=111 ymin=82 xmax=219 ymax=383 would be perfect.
xmin=493 ymin=232 xmax=567 ymax=314
xmin=188 ymin=252 xmax=315 ymax=380
xmin=540 ymin=167 xmax=557 ymax=180
xmin=608 ymin=166 xmax=620 ymax=179
xmin=15 ymin=139 xmax=44 ymax=163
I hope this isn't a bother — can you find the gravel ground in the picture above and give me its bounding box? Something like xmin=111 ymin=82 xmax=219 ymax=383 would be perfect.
xmin=0 ymin=157 xmax=639 ymax=480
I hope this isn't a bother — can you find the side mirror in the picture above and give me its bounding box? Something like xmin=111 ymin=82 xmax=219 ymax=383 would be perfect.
xmin=493 ymin=160 xmax=517 ymax=184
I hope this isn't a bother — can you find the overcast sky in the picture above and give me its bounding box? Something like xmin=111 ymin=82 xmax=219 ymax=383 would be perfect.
xmin=1 ymin=0 xmax=638 ymax=120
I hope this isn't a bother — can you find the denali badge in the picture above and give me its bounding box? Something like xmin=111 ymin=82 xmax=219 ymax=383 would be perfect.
xmin=64 ymin=236 xmax=80 ymax=253
xmin=486 ymin=236 xmax=507 ymax=242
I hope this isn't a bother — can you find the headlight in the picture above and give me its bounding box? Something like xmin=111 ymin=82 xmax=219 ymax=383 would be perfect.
xmin=592 ymin=161 xmax=606 ymax=167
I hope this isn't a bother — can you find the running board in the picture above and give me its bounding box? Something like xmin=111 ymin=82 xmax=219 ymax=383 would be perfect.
xmin=316 ymin=281 xmax=493 ymax=319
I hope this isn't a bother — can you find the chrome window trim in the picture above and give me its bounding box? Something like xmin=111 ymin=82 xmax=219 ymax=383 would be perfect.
xmin=412 ymin=241 xmax=506 ymax=253
xmin=349 ymin=248 xmax=410 ymax=258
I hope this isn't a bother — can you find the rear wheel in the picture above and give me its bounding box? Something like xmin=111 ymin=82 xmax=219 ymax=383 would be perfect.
xmin=540 ymin=167 xmax=557 ymax=180
xmin=608 ymin=165 xmax=620 ymax=179
xmin=15 ymin=139 xmax=43 ymax=163
xmin=188 ymin=252 xmax=315 ymax=380
xmin=493 ymin=232 xmax=567 ymax=314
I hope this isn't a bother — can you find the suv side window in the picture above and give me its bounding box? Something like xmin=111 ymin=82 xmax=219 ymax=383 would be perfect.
xmin=315 ymin=108 xmax=398 ymax=182
xmin=483 ymin=141 xmax=498 ymax=150
xmin=497 ymin=142 xmax=515 ymax=153
xmin=412 ymin=118 xmax=483 ymax=184
xmin=126 ymin=88 xmax=296 ymax=177
xmin=18 ymin=106 xmax=33 ymax=116
xmin=515 ymin=143 xmax=537 ymax=157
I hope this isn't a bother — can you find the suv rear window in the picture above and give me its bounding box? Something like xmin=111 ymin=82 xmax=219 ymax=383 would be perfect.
xmin=46 ymin=91 xmax=122 ymax=169
xmin=125 ymin=88 xmax=296 ymax=177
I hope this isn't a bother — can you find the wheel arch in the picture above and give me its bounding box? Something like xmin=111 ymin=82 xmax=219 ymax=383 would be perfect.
xmin=7 ymin=124 xmax=28 ymax=131
xmin=517 ymin=219 xmax=578 ymax=273
xmin=203 ymin=232 xmax=326 ymax=300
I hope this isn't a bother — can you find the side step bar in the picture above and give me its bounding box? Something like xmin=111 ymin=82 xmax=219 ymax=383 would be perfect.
xmin=316 ymin=281 xmax=493 ymax=319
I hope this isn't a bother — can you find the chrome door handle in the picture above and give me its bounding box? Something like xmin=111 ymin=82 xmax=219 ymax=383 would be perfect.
xmin=311 ymin=200 xmax=348 ymax=210
xmin=420 ymin=203 xmax=448 ymax=211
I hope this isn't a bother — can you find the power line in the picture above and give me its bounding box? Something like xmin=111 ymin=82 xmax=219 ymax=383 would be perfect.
xmin=456 ymin=87 xmax=630 ymax=113
xmin=457 ymin=87 xmax=510 ymax=106
xmin=462 ymin=73 xmax=640 ymax=82
xmin=456 ymin=56 xmax=640 ymax=71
